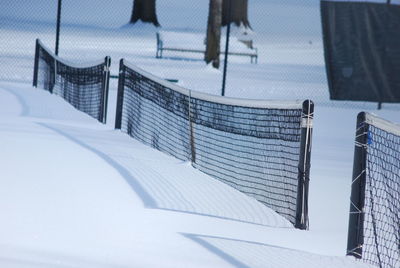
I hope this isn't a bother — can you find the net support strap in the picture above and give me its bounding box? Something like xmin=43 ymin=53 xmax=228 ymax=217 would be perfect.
xmin=188 ymin=90 xmax=196 ymax=163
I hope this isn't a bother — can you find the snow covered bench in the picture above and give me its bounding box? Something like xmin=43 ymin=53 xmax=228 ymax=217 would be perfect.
xmin=156 ymin=31 xmax=258 ymax=64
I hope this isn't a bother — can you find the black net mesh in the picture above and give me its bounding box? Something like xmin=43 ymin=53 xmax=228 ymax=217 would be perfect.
xmin=34 ymin=40 xmax=110 ymax=123
xmin=117 ymin=61 xmax=311 ymax=227
xmin=190 ymin=100 xmax=302 ymax=223
xmin=361 ymin=122 xmax=400 ymax=268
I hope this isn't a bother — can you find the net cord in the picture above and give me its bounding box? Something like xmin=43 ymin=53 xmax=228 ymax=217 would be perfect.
xmin=365 ymin=113 xmax=400 ymax=137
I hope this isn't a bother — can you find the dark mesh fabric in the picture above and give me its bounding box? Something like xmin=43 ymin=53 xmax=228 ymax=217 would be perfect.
xmin=35 ymin=40 xmax=110 ymax=123
xmin=118 ymin=61 xmax=308 ymax=226
xmin=362 ymin=123 xmax=400 ymax=268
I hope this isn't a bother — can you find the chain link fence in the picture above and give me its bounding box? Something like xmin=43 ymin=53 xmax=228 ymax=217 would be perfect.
xmin=0 ymin=0 xmax=399 ymax=110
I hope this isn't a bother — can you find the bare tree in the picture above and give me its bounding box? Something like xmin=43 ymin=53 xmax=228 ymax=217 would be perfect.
xmin=222 ymin=0 xmax=251 ymax=28
xmin=205 ymin=0 xmax=223 ymax=68
xmin=130 ymin=0 xmax=160 ymax=27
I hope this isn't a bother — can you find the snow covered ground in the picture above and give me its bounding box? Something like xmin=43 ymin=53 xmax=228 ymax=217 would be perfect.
xmin=0 ymin=81 xmax=375 ymax=268
xmin=0 ymin=0 xmax=398 ymax=267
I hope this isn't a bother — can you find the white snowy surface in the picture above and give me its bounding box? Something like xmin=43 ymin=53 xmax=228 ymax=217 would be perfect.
xmin=0 ymin=0 xmax=398 ymax=267
xmin=0 ymin=81 xmax=375 ymax=268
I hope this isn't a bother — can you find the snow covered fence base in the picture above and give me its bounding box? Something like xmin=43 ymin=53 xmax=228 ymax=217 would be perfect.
xmin=32 ymin=39 xmax=111 ymax=123
xmin=115 ymin=59 xmax=314 ymax=230
xmin=347 ymin=112 xmax=400 ymax=268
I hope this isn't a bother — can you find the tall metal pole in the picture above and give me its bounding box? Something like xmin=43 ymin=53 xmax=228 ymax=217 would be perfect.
xmin=55 ymin=0 xmax=62 ymax=55
xmin=347 ymin=112 xmax=368 ymax=259
xmin=295 ymin=100 xmax=314 ymax=230
xmin=221 ymin=0 xmax=232 ymax=97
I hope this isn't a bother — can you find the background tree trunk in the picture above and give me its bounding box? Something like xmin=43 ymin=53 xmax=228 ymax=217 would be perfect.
xmin=130 ymin=0 xmax=160 ymax=27
xmin=205 ymin=0 xmax=223 ymax=68
xmin=222 ymin=0 xmax=251 ymax=28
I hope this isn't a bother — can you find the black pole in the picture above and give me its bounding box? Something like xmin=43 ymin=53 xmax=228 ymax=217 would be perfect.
xmin=295 ymin=100 xmax=314 ymax=230
xmin=221 ymin=0 xmax=232 ymax=97
xmin=347 ymin=112 xmax=368 ymax=259
xmin=100 ymin=56 xmax=111 ymax=124
xmin=33 ymin=39 xmax=40 ymax=87
xmin=115 ymin=59 xmax=126 ymax=129
xmin=55 ymin=0 xmax=62 ymax=55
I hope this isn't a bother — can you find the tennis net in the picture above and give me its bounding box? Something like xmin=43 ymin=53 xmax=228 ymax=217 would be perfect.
xmin=32 ymin=39 xmax=111 ymax=123
xmin=347 ymin=112 xmax=400 ymax=268
xmin=115 ymin=59 xmax=314 ymax=229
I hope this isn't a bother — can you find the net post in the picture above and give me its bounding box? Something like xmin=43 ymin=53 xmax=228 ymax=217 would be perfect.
xmin=295 ymin=100 xmax=314 ymax=230
xmin=55 ymin=0 xmax=62 ymax=56
xmin=115 ymin=59 xmax=126 ymax=129
xmin=33 ymin=38 xmax=40 ymax=87
xmin=347 ymin=112 xmax=368 ymax=259
xmin=100 ymin=56 xmax=111 ymax=124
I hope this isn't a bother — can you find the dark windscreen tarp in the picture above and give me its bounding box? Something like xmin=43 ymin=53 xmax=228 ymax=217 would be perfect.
xmin=321 ymin=1 xmax=400 ymax=103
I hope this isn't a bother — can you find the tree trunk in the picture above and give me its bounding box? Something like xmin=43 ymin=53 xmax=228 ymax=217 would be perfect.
xmin=205 ymin=0 xmax=223 ymax=68
xmin=130 ymin=0 xmax=160 ymax=27
xmin=222 ymin=0 xmax=251 ymax=28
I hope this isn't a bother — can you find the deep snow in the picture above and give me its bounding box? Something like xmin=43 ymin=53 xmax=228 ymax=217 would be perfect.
xmin=1 ymin=0 xmax=399 ymax=267
xmin=0 ymin=81 xmax=375 ymax=268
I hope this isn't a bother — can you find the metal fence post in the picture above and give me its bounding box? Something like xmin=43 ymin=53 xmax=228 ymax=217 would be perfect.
xmin=295 ymin=100 xmax=314 ymax=230
xmin=221 ymin=0 xmax=232 ymax=97
xmin=115 ymin=59 xmax=126 ymax=129
xmin=100 ymin=56 xmax=111 ymax=124
xmin=347 ymin=112 xmax=368 ymax=258
xmin=55 ymin=0 xmax=62 ymax=55
xmin=33 ymin=39 xmax=40 ymax=87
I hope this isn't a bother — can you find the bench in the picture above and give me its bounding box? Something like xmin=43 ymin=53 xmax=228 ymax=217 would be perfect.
xmin=156 ymin=31 xmax=258 ymax=64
